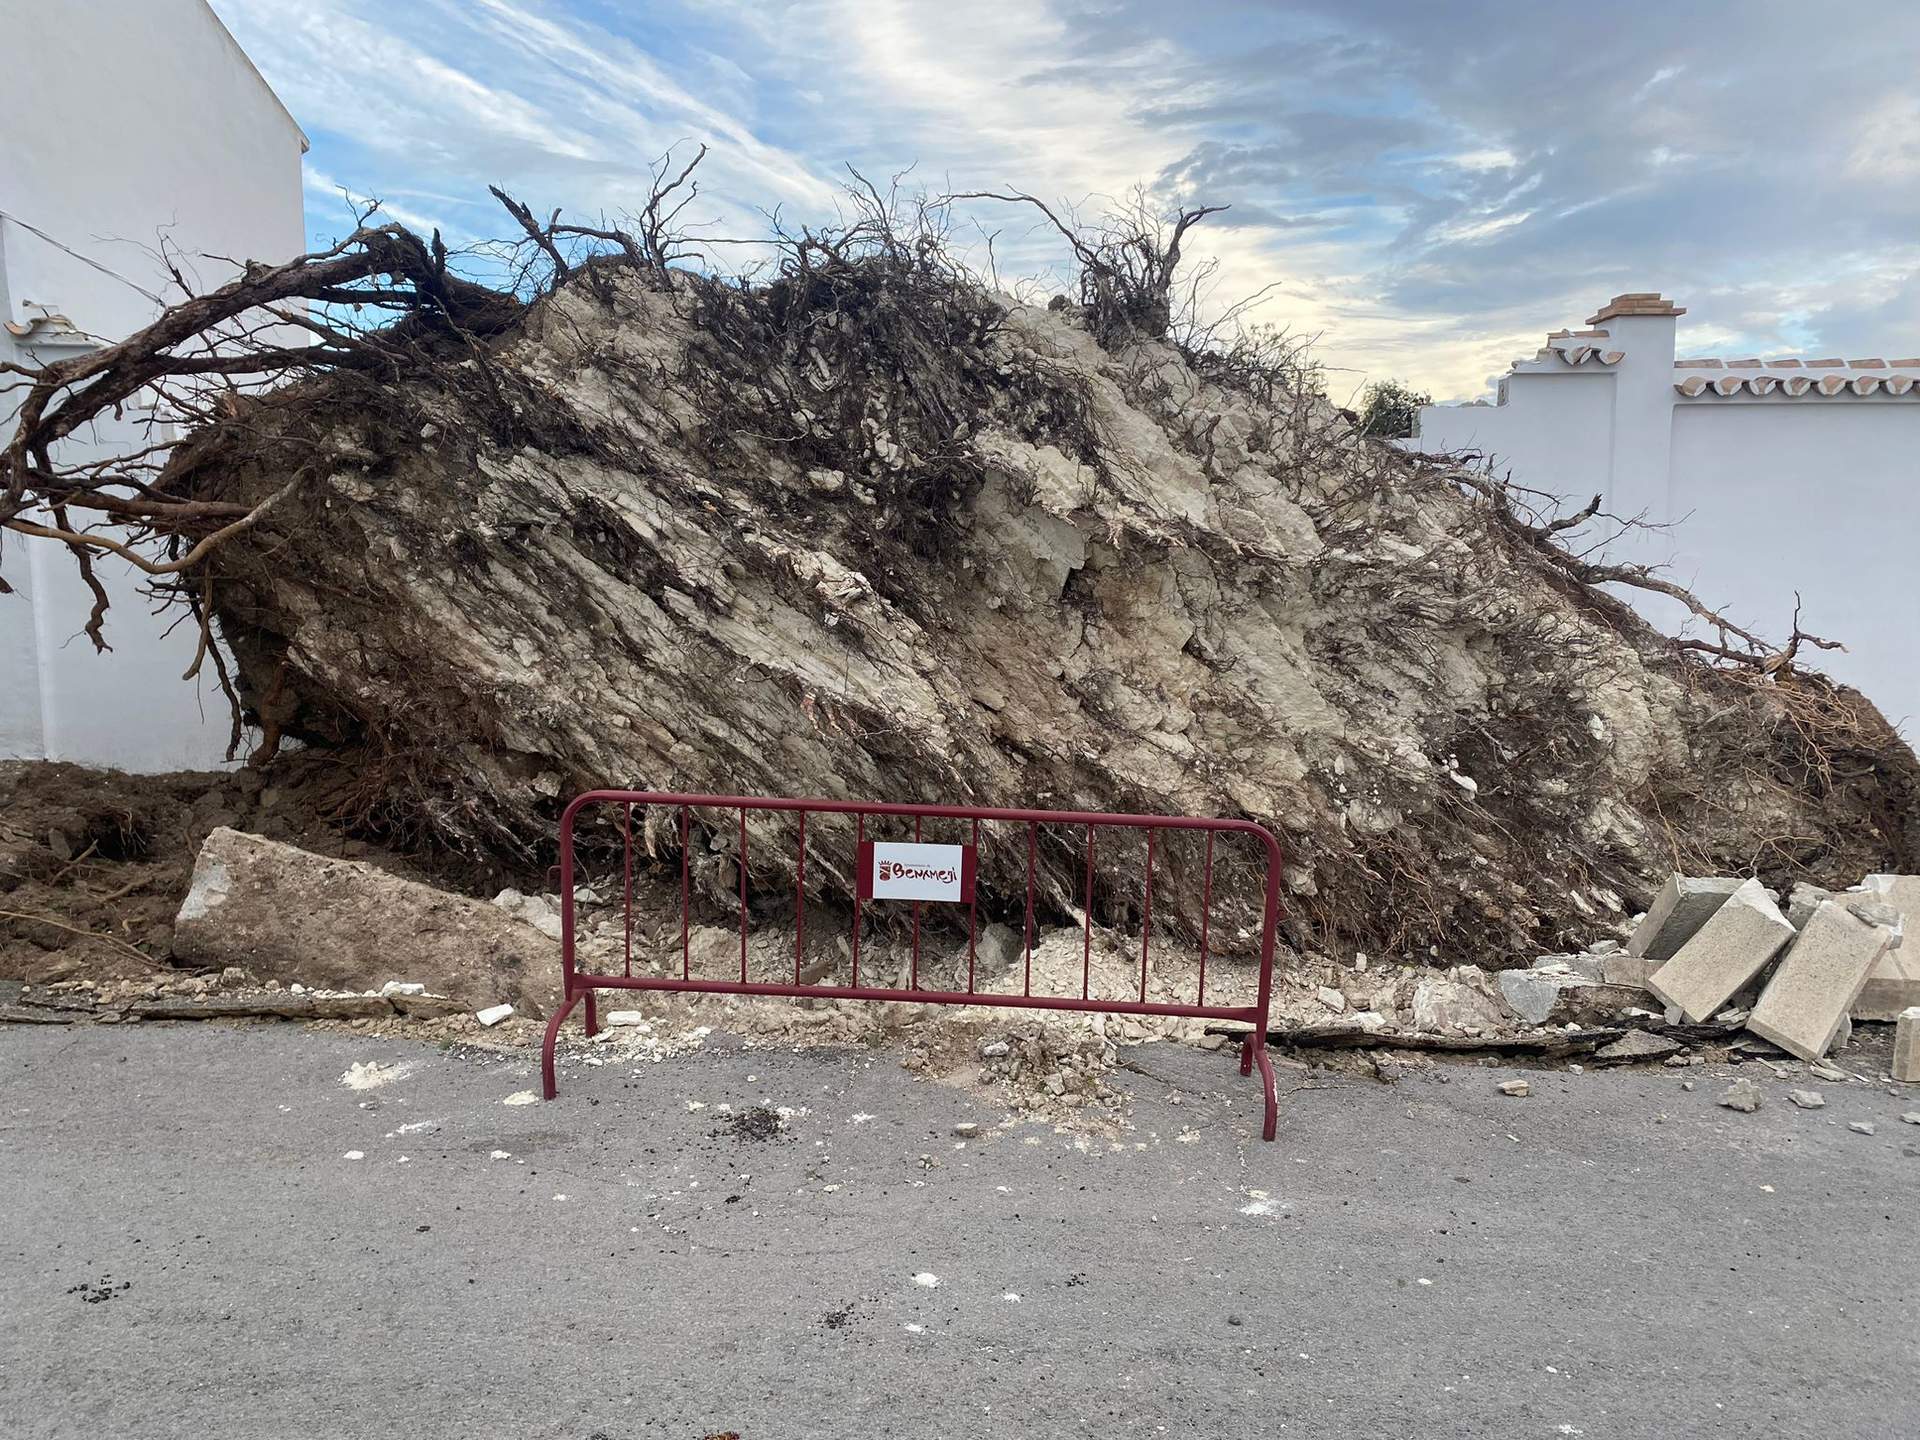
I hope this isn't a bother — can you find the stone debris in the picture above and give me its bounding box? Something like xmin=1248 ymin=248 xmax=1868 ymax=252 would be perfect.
xmin=1497 ymin=1079 xmax=1531 ymax=1097
xmin=1410 ymin=967 xmax=1510 ymax=1036
xmin=1646 ymin=879 xmax=1794 ymax=1024
xmin=1902 ymin=1113 xmax=1920 ymax=1125
xmin=475 ymin=1003 xmax=515 ymax=1027
xmin=1895 ymin=1007 xmax=1920 ymax=1084
xmin=1627 ymin=876 xmax=1745 ymax=963
xmin=1787 ymin=1089 xmax=1826 ymax=1110
xmin=1746 ymin=901 xmax=1895 ymax=1061
xmin=1719 ymin=1078 xmax=1763 ymax=1113
xmin=173 ymin=829 xmax=561 ymax=1014
xmin=952 ymin=1122 xmax=981 ymax=1139
xmin=1848 ymin=1121 xmax=1876 ymax=1136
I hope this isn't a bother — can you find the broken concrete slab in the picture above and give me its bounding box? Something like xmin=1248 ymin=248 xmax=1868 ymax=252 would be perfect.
xmin=1627 ymin=875 xmax=1745 ymax=963
xmin=1599 ymin=955 xmax=1659 ymax=989
xmin=1746 ymin=901 xmax=1894 ymax=1062
xmin=1496 ymin=968 xmax=1650 ymax=1027
xmin=1591 ymin=1031 xmax=1683 ymax=1064
xmin=1896 ymin=1007 xmax=1920 ymax=1084
xmin=1719 ymin=1077 xmax=1762 ymax=1112
xmin=130 ymin=993 xmax=393 ymax=1022
xmin=1646 ymin=879 xmax=1795 ymax=1023
xmin=173 ymin=828 xmax=561 ymax=1015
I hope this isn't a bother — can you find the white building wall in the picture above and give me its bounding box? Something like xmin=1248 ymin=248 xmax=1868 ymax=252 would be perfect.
xmin=1408 ymin=296 xmax=1920 ymax=742
xmin=0 ymin=0 xmax=306 ymax=771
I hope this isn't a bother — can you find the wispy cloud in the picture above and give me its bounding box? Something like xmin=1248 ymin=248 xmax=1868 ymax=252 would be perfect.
xmin=210 ymin=0 xmax=1920 ymax=401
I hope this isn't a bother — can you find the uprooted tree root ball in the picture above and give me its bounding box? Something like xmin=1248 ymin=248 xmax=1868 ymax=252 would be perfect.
xmin=4 ymin=159 xmax=1915 ymax=972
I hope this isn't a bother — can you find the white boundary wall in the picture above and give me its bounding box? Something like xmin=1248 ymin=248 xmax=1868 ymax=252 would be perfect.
xmin=0 ymin=0 xmax=306 ymax=771
xmin=1406 ymin=295 xmax=1920 ymax=743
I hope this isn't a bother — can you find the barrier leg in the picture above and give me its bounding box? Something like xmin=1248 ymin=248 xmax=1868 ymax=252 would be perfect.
xmin=1239 ymin=1031 xmax=1254 ymax=1076
xmin=1254 ymin=1039 xmax=1278 ymax=1142
xmin=583 ymin=988 xmax=600 ymax=1038
xmin=540 ymin=992 xmax=583 ymax=1100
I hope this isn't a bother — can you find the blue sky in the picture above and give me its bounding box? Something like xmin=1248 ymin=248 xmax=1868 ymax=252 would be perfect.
xmin=209 ymin=0 xmax=1920 ymax=402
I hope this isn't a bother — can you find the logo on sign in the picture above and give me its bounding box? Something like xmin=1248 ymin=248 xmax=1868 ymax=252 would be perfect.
xmin=868 ymin=841 xmax=969 ymax=903
xmin=876 ymin=859 xmax=958 ymax=886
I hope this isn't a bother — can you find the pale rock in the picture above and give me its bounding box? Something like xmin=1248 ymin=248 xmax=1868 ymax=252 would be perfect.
xmin=174 ymin=829 xmax=561 ymax=1014
xmin=1646 ymin=879 xmax=1794 ymax=1023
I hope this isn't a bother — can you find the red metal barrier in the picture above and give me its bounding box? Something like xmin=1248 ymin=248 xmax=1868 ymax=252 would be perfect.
xmin=539 ymin=791 xmax=1286 ymax=1140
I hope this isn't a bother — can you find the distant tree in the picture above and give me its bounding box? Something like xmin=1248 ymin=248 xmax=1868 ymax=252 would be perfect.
xmin=1357 ymin=379 xmax=1431 ymax=439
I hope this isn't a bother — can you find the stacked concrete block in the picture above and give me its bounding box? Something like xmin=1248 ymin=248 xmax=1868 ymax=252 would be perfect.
xmin=1645 ymin=879 xmax=1794 ymax=1023
xmin=1856 ymin=949 xmax=1920 ymax=1023
xmin=1851 ymin=875 xmax=1918 ymax=1021
xmin=1746 ymin=901 xmax=1896 ymax=1061
xmin=1895 ymin=1007 xmax=1920 ymax=1084
xmin=1627 ymin=875 xmax=1745 ymax=963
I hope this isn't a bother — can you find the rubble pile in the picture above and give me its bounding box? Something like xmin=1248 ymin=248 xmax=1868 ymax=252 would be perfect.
xmin=158 ymin=243 xmax=1916 ymax=968
xmin=1556 ymin=870 xmax=1917 ymax=1063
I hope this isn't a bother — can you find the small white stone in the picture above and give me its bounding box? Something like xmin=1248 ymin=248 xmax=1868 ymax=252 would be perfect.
xmin=1497 ymin=1079 xmax=1530 ymax=1097
xmin=912 ymin=1272 xmax=941 ymax=1288
xmin=476 ymin=1003 xmax=515 ymax=1026
xmin=502 ymin=1090 xmax=537 ymax=1106
xmin=379 ymin=981 xmax=426 ymax=997
xmin=343 ymin=1150 xmax=364 ymax=1160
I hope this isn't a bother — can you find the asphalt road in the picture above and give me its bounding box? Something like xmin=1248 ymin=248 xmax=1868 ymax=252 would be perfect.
xmin=3 ymin=1019 xmax=1917 ymax=1440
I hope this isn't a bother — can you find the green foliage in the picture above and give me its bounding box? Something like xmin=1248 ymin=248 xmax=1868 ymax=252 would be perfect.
xmin=1357 ymin=379 xmax=1431 ymax=439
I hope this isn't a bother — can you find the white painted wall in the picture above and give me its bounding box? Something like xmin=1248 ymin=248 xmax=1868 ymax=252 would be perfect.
xmin=0 ymin=0 xmax=306 ymax=771
xmin=1408 ymin=298 xmax=1920 ymax=742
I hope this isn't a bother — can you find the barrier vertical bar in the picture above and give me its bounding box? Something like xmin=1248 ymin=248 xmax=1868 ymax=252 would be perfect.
xmin=851 ymin=810 xmax=865 ymax=987
xmin=1197 ymin=829 xmax=1213 ymax=1006
xmin=622 ymin=802 xmax=634 ymax=979
xmin=794 ymin=809 xmax=806 ymax=985
xmin=910 ymin=814 xmax=922 ymax=992
xmin=1139 ymin=828 xmax=1154 ymax=1002
xmin=1023 ymin=822 xmax=1036 ymax=997
xmin=965 ymin=817 xmax=979 ymax=994
xmin=679 ymin=804 xmax=691 ymax=981
xmin=1082 ymin=825 xmax=1094 ymax=999
xmin=738 ymin=807 xmax=748 ymax=983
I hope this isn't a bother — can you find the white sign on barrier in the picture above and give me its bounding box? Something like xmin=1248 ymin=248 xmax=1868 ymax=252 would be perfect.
xmin=868 ymin=841 xmax=967 ymax=903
